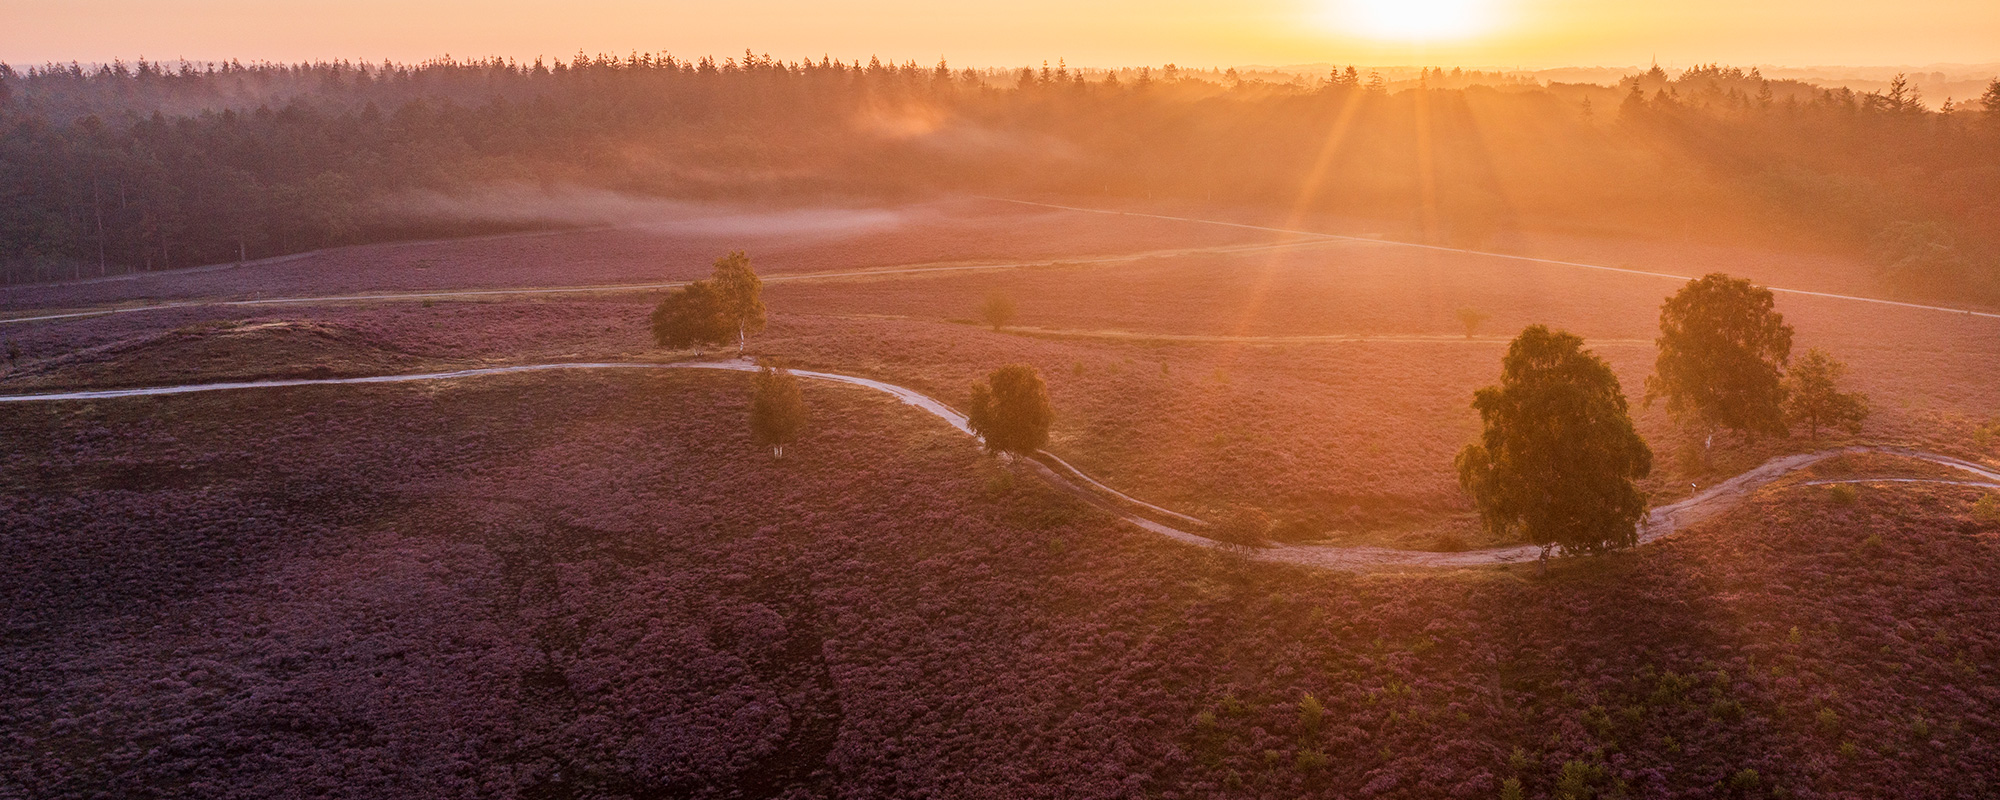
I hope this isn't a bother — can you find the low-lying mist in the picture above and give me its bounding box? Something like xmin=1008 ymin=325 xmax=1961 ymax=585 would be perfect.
xmin=378 ymin=185 xmax=911 ymax=240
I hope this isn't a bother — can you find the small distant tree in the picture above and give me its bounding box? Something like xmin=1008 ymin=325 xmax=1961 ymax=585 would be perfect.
xmin=709 ymin=251 xmax=767 ymax=355
xmin=1210 ymin=505 xmax=1272 ymax=554
xmin=652 ymin=251 xmax=767 ymax=355
xmin=1455 ymin=307 xmax=1490 ymax=339
xmin=1783 ymin=349 xmax=1869 ymax=443
xmin=980 ymin=291 xmax=1017 ymax=331
xmin=651 ymin=281 xmax=731 ymax=352
xmin=749 ymin=365 xmax=808 ymax=458
xmin=967 ymin=364 xmax=1054 ymax=456
xmin=1645 ymin=273 xmax=1794 ymax=449
xmin=1457 ymin=326 xmax=1653 ymax=559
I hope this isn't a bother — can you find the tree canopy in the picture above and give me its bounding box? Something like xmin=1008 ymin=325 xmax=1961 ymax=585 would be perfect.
xmin=6 ymin=59 xmax=1997 ymax=300
xmin=1783 ymin=348 xmax=1869 ymax=442
xmin=1457 ymin=325 xmax=1654 ymax=556
xmin=966 ymin=364 xmax=1054 ymax=456
xmin=980 ymin=292 xmax=1017 ymax=331
xmin=749 ymin=365 xmax=808 ymax=457
xmin=710 ymin=251 xmax=767 ymax=353
xmin=1645 ymin=273 xmax=1794 ymax=439
xmin=652 ymin=252 xmax=766 ymax=354
xmin=651 ymin=281 xmax=731 ymax=351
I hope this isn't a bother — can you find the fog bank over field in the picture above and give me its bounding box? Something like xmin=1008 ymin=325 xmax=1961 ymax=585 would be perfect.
xmin=380 ymin=185 xmax=911 ymax=239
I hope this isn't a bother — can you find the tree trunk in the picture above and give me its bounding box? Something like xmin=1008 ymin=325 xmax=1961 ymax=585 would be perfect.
xmin=92 ymin=179 xmax=107 ymax=277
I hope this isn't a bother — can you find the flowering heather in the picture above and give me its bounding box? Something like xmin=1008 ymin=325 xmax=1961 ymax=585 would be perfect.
xmin=4 ymin=372 xmax=1999 ymax=798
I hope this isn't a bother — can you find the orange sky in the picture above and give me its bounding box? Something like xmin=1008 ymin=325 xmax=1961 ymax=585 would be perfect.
xmin=6 ymin=0 xmax=1998 ymax=70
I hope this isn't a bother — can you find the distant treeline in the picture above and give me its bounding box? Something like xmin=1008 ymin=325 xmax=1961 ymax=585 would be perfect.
xmin=2 ymin=54 xmax=1997 ymax=299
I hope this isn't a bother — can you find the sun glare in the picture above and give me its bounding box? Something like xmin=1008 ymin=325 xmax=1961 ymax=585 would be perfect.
xmin=1319 ymin=0 xmax=1498 ymax=42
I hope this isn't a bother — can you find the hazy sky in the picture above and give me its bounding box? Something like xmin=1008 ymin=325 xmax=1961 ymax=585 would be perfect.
xmin=6 ymin=0 xmax=1998 ymax=70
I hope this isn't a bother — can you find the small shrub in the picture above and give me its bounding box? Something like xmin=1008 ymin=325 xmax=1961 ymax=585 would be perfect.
xmin=1508 ymin=746 xmax=1530 ymax=772
xmin=1651 ymin=670 xmax=1693 ymax=705
xmin=1298 ymin=693 xmax=1324 ymax=735
xmin=1816 ymin=707 xmax=1839 ymax=733
xmin=1711 ymin=698 xmax=1745 ymax=721
xmin=1500 ymin=777 xmax=1524 ymax=800
xmin=1911 ymin=716 xmax=1931 ymax=739
xmin=1584 ymin=705 xmax=1614 ymax=736
xmin=1973 ymin=493 xmax=2000 ymax=524
xmin=1839 ymin=741 xmax=1859 ymax=759
xmin=984 ymin=470 xmax=1016 ymax=497
xmin=1729 ymin=768 xmax=1761 ymax=790
xmin=1294 ymin=749 xmax=1328 ymax=772
xmin=1828 ymin=484 xmax=1858 ymax=505
xmin=1554 ymin=760 xmax=1608 ymax=800
xmin=1219 ymin=694 xmax=1249 ymax=718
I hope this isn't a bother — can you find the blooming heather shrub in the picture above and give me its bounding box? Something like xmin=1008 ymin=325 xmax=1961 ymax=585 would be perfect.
xmin=3 ymin=373 xmax=2000 ymax=798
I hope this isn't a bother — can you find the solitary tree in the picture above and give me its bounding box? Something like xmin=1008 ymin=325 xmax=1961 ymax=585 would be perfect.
xmin=651 ymin=251 xmax=768 ymax=355
xmin=1783 ymin=349 xmax=1869 ymax=443
xmin=966 ymin=364 xmax=1054 ymax=456
xmin=710 ymin=251 xmax=767 ymax=355
xmin=981 ymin=291 xmax=1017 ymax=331
xmin=1455 ymin=307 xmax=1490 ymax=339
xmin=1645 ymin=274 xmax=1794 ymax=448
xmin=749 ymin=365 xmax=808 ymax=458
xmin=651 ymin=281 xmax=731 ymax=352
xmin=1457 ymin=326 xmax=1653 ymax=559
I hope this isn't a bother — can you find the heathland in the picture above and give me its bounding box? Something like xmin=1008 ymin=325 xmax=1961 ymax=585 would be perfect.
xmin=4 ymin=59 xmax=2000 ymax=800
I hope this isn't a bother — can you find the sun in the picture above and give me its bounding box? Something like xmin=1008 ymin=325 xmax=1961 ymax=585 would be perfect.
xmin=1317 ymin=0 xmax=1499 ymax=42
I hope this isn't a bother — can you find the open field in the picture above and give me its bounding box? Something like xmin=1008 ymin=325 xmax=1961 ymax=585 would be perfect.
xmin=10 ymin=31 xmax=2000 ymax=799
xmin=0 ymin=200 xmax=1280 ymax=314
xmin=6 ymin=198 xmax=2000 ymax=798
xmin=5 ymin=202 xmax=1997 ymax=549
xmin=6 ymin=369 xmax=2000 ymax=798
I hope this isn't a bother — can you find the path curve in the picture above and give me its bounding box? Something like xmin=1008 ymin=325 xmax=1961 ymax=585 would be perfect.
xmin=4 ymin=360 xmax=1995 ymax=571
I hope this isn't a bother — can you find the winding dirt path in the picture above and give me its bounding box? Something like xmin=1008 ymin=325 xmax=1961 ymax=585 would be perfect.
xmin=987 ymin=198 xmax=2000 ymax=322
xmin=8 ymin=360 xmax=1995 ymax=571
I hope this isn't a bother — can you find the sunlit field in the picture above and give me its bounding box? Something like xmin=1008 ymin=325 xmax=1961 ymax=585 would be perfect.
xmin=6 ymin=10 xmax=2000 ymax=797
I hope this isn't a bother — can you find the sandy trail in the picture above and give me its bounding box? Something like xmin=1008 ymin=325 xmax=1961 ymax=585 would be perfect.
xmin=815 ymin=316 xmax=1655 ymax=347
xmin=8 ymin=360 xmax=1994 ymax=571
xmin=0 ymin=238 xmax=1348 ymax=326
xmin=987 ymin=198 xmax=2000 ymax=322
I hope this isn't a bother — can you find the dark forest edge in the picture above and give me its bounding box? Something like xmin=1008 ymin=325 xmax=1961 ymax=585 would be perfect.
xmin=2 ymin=55 xmax=1997 ymax=302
